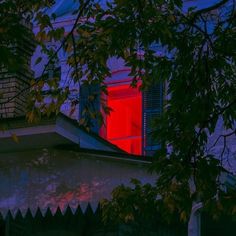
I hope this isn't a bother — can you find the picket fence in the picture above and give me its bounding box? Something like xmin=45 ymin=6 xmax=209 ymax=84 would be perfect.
xmin=0 ymin=204 xmax=187 ymax=236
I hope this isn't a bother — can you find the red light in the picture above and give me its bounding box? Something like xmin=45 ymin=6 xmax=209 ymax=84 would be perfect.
xmin=104 ymin=84 xmax=142 ymax=155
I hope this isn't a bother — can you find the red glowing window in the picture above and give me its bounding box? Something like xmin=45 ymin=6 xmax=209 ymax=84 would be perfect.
xmin=103 ymin=84 xmax=142 ymax=155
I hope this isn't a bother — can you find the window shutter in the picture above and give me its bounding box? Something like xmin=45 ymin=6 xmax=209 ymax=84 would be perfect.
xmin=79 ymin=82 xmax=100 ymax=134
xmin=142 ymin=83 xmax=163 ymax=156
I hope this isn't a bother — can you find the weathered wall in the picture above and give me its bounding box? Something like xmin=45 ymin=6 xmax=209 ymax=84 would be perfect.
xmin=0 ymin=148 xmax=155 ymax=215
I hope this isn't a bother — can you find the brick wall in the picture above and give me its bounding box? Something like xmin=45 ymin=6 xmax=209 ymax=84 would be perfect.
xmin=0 ymin=21 xmax=35 ymax=118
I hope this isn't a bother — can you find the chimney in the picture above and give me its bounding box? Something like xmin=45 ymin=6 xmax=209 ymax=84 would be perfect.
xmin=0 ymin=20 xmax=35 ymax=118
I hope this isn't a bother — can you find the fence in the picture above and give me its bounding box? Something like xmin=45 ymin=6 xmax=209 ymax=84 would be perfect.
xmin=0 ymin=204 xmax=187 ymax=236
xmin=201 ymin=212 xmax=236 ymax=236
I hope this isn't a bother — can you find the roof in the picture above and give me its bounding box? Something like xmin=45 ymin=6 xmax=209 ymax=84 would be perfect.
xmin=0 ymin=114 xmax=153 ymax=215
xmin=0 ymin=113 xmax=125 ymax=154
xmin=45 ymin=0 xmax=107 ymax=20
xmin=45 ymin=0 xmax=221 ymax=20
xmin=46 ymin=0 xmax=79 ymax=18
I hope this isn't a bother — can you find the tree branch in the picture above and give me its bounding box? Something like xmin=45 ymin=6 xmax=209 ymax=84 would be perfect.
xmin=187 ymin=98 xmax=236 ymax=161
xmin=192 ymin=0 xmax=230 ymax=19
xmin=208 ymin=129 xmax=236 ymax=151
xmin=0 ymin=0 xmax=91 ymax=106
xmin=71 ymin=33 xmax=79 ymax=81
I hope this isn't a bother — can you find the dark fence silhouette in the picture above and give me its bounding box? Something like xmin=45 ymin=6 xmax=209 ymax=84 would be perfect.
xmin=201 ymin=212 xmax=236 ymax=236
xmin=0 ymin=204 xmax=187 ymax=236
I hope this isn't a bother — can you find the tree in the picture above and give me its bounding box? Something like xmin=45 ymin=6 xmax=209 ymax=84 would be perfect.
xmin=0 ymin=0 xmax=53 ymax=70
xmin=69 ymin=0 xmax=235 ymax=225
xmin=1 ymin=0 xmax=236 ymax=229
xmin=0 ymin=0 xmax=66 ymax=121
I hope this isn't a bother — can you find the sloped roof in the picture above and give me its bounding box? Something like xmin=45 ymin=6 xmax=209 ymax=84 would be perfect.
xmin=47 ymin=0 xmax=79 ymax=18
xmin=0 ymin=113 xmax=125 ymax=153
xmin=46 ymin=0 xmax=220 ymax=19
xmin=46 ymin=0 xmax=106 ymax=19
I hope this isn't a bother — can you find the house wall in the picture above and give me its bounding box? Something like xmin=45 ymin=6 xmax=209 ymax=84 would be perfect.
xmin=31 ymin=0 xmax=236 ymax=160
xmin=0 ymin=148 xmax=155 ymax=216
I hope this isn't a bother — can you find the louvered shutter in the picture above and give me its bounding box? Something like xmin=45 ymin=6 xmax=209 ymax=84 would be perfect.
xmin=142 ymin=83 xmax=163 ymax=156
xmin=79 ymin=83 xmax=100 ymax=134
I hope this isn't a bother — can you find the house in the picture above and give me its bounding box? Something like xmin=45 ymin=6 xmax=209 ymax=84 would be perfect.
xmin=32 ymin=0 xmax=163 ymax=157
xmin=32 ymin=0 xmax=236 ymax=161
xmin=0 ymin=12 xmax=155 ymax=217
xmin=32 ymin=2 xmax=236 ymax=236
xmin=0 ymin=113 xmax=155 ymax=216
xmin=0 ymin=1 xmax=235 ymax=235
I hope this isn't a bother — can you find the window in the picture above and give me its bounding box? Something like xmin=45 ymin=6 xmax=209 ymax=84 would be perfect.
xmin=105 ymin=84 xmax=142 ymax=155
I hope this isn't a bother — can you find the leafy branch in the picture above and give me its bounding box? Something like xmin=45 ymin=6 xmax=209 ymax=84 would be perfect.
xmin=0 ymin=0 xmax=91 ymax=107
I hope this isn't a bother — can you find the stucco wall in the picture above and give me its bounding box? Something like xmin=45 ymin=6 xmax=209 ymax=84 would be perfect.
xmin=0 ymin=148 xmax=155 ymax=215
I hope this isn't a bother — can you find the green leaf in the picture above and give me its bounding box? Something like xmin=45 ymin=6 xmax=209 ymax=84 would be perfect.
xmin=11 ymin=133 xmax=19 ymax=143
